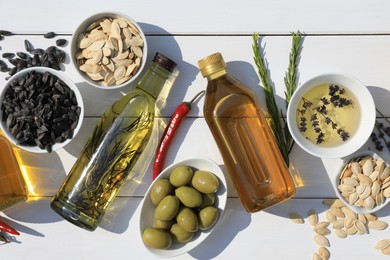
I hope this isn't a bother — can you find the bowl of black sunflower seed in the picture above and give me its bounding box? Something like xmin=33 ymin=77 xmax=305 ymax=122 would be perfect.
xmin=287 ymin=73 xmax=375 ymax=159
xmin=0 ymin=67 xmax=84 ymax=153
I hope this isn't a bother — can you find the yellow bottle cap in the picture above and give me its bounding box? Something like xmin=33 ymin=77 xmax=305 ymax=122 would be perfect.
xmin=198 ymin=52 xmax=226 ymax=77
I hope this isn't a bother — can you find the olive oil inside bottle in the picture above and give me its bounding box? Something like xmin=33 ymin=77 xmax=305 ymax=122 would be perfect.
xmin=0 ymin=134 xmax=28 ymax=211
xmin=199 ymin=52 xmax=295 ymax=213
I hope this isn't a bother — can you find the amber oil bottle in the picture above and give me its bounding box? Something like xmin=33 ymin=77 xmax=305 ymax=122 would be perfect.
xmin=198 ymin=52 xmax=295 ymax=212
xmin=0 ymin=133 xmax=28 ymax=210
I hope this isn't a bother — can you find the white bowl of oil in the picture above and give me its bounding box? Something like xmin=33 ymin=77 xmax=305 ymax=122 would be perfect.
xmin=287 ymin=73 xmax=376 ymax=159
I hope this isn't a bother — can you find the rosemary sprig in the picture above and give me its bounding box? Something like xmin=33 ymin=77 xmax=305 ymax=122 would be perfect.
xmin=252 ymin=32 xmax=303 ymax=165
xmin=284 ymin=31 xmax=303 ymax=105
xmin=284 ymin=32 xmax=303 ymax=154
xmin=252 ymin=33 xmax=289 ymax=164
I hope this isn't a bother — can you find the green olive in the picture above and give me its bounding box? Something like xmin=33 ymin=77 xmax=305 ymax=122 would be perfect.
xmin=200 ymin=193 xmax=215 ymax=208
xmin=153 ymin=218 xmax=173 ymax=230
xmin=150 ymin=179 xmax=173 ymax=205
xmin=169 ymin=223 xmax=194 ymax=243
xmin=176 ymin=207 xmax=199 ymax=232
xmin=175 ymin=186 xmax=202 ymax=208
xmin=142 ymin=228 xmax=172 ymax=249
xmin=169 ymin=165 xmax=193 ymax=187
xmin=198 ymin=206 xmax=219 ymax=230
xmin=192 ymin=170 xmax=220 ymax=194
xmin=154 ymin=195 xmax=180 ymax=221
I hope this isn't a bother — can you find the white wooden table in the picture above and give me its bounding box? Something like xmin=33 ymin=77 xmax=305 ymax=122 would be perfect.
xmin=1 ymin=1 xmax=390 ymax=259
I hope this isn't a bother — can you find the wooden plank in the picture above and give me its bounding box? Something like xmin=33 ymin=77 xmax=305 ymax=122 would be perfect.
xmin=1 ymin=197 xmax=389 ymax=259
xmin=1 ymin=35 xmax=390 ymax=117
xmin=0 ymin=0 xmax=390 ymax=34
xmin=14 ymin=117 xmax=342 ymax=198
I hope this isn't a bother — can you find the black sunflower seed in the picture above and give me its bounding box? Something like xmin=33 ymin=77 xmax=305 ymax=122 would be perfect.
xmin=9 ymin=67 xmax=17 ymax=76
xmin=24 ymin=39 xmax=34 ymax=53
xmin=56 ymin=39 xmax=67 ymax=47
xmin=8 ymin=59 xmax=18 ymax=66
xmin=2 ymin=53 xmax=15 ymax=59
xmin=31 ymin=48 xmax=44 ymax=56
xmin=44 ymin=32 xmax=55 ymax=39
xmin=45 ymin=46 xmax=57 ymax=54
xmin=17 ymin=52 xmax=29 ymax=59
xmin=0 ymin=30 xmax=13 ymax=36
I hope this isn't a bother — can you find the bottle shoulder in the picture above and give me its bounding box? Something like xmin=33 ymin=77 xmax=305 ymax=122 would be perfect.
xmin=205 ymin=75 xmax=257 ymax=105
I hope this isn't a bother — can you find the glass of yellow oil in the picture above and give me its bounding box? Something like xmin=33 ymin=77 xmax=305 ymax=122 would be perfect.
xmin=287 ymin=74 xmax=376 ymax=159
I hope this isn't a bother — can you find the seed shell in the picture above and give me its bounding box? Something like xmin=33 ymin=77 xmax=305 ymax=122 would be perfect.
xmin=312 ymin=253 xmax=321 ymax=260
xmin=334 ymin=228 xmax=347 ymax=238
xmin=314 ymin=235 xmax=330 ymax=247
xmin=318 ymin=247 xmax=330 ymax=260
xmin=375 ymin=239 xmax=390 ymax=250
xmin=308 ymin=209 xmax=318 ymax=226
xmin=369 ymin=220 xmax=388 ymax=230
xmin=288 ymin=212 xmax=304 ymax=224
xmin=314 ymin=227 xmax=331 ymax=236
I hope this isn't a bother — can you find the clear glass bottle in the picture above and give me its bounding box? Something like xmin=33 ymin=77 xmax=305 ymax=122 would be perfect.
xmin=198 ymin=52 xmax=295 ymax=213
xmin=51 ymin=53 xmax=177 ymax=231
xmin=0 ymin=132 xmax=28 ymax=211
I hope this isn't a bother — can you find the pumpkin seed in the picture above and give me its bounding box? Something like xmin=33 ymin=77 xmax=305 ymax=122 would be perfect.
xmin=318 ymin=247 xmax=330 ymax=260
xmin=369 ymin=220 xmax=388 ymax=230
xmin=308 ymin=209 xmax=318 ymax=226
xmin=375 ymin=239 xmax=390 ymax=250
xmin=314 ymin=235 xmax=330 ymax=247
xmin=288 ymin=212 xmax=304 ymax=224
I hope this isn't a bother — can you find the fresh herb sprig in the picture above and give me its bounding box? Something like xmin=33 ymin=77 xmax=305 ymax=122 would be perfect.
xmin=252 ymin=32 xmax=303 ymax=165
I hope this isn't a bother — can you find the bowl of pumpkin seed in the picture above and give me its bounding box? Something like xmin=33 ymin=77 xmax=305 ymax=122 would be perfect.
xmin=0 ymin=67 xmax=84 ymax=153
xmin=71 ymin=12 xmax=147 ymax=89
xmin=334 ymin=150 xmax=390 ymax=214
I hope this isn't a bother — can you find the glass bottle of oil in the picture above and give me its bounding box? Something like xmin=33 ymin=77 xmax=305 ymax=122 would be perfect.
xmin=0 ymin=132 xmax=28 ymax=211
xmin=51 ymin=53 xmax=177 ymax=231
xmin=198 ymin=52 xmax=295 ymax=213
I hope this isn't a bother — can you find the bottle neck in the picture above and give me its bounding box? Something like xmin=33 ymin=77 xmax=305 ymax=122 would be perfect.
xmin=136 ymin=62 xmax=173 ymax=99
xmin=206 ymin=69 xmax=227 ymax=81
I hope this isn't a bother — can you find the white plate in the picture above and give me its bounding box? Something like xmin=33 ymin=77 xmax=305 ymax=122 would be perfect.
xmin=139 ymin=157 xmax=227 ymax=258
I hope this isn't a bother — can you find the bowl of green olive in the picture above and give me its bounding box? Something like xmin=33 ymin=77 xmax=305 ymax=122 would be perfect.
xmin=139 ymin=157 xmax=227 ymax=257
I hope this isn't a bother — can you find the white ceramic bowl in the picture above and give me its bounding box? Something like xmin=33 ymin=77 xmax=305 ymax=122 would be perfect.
xmin=287 ymin=73 xmax=376 ymax=159
xmin=139 ymin=157 xmax=227 ymax=258
xmin=0 ymin=67 xmax=84 ymax=153
xmin=333 ymin=151 xmax=390 ymax=214
xmin=71 ymin=12 xmax=148 ymax=89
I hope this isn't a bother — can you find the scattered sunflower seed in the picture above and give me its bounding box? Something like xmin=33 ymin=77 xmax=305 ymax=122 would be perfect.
xmin=0 ymin=42 xmax=67 ymax=77
xmin=0 ymin=30 xmax=13 ymax=36
xmin=44 ymin=32 xmax=56 ymax=39
xmin=56 ymin=39 xmax=67 ymax=47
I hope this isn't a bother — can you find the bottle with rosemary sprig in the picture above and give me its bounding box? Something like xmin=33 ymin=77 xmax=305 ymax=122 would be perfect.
xmin=51 ymin=53 xmax=177 ymax=231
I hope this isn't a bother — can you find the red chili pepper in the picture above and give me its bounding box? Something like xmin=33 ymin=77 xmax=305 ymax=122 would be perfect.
xmin=0 ymin=219 xmax=19 ymax=236
xmin=153 ymin=91 xmax=205 ymax=180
